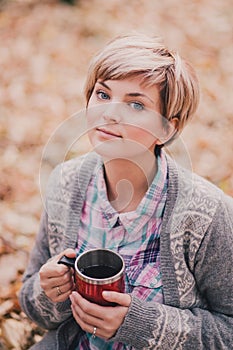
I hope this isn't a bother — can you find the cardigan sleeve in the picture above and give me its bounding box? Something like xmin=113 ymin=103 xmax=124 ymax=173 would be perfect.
xmin=19 ymin=209 xmax=74 ymax=330
xmin=19 ymin=155 xmax=98 ymax=332
xmin=112 ymin=193 xmax=233 ymax=349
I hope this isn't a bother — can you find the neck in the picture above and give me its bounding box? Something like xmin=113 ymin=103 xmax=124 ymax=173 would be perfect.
xmin=103 ymin=151 xmax=157 ymax=213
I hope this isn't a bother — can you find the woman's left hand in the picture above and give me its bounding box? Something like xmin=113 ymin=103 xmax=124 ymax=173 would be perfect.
xmin=69 ymin=291 xmax=131 ymax=340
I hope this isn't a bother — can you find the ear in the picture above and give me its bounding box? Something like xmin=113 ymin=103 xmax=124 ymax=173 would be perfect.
xmin=156 ymin=117 xmax=179 ymax=145
xmin=168 ymin=116 xmax=179 ymax=138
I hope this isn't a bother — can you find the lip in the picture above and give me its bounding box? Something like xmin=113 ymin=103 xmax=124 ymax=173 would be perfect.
xmin=96 ymin=127 xmax=122 ymax=138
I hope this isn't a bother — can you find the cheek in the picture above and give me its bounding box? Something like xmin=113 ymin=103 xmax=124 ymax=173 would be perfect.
xmin=86 ymin=102 xmax=107 ymax=129
xmin=126 ymin=124 xmax=157 ymax=142
xmin=87 ymin=129 xmax=95 ymax=146
xmin=86 ymin=108 xmax=99 ymax=129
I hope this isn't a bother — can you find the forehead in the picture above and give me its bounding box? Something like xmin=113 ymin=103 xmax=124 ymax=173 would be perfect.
xmin=96 ymin=76 xmax=160 ymax=94
xmin=96 ymin=76 xmax=160 ymax=101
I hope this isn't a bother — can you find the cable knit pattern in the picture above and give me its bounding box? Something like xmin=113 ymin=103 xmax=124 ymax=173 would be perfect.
xmin=146 ymin=305 xmax=190 ymax=349
xmin=168 ymin=165 xmax=221 ymax=308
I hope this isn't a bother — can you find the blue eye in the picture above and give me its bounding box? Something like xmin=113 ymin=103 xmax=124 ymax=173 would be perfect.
xmin=130 ymin=102 xmax=144 ymax=111
xmin=97 ymin=90 xmax=110 ymax=100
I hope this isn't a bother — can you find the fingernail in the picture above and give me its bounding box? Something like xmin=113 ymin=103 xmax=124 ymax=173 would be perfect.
xmin=71 ymin=291 xmax=78 ymax=297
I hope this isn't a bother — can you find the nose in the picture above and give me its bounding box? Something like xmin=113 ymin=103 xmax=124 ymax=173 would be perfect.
xmin=102 ymin=102 xmax=122 ymax=123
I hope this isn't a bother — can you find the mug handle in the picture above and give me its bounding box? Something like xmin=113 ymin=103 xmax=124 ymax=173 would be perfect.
xmin=57 ymin=255 xmax=76 ymax=268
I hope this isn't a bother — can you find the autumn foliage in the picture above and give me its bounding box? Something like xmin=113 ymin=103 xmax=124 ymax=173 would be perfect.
xmin=0 ymin=0 xmax=232 ymax=348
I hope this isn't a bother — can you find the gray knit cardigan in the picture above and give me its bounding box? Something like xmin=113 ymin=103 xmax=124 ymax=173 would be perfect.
xmin=19 ymin=152 xmax=233 ymax=350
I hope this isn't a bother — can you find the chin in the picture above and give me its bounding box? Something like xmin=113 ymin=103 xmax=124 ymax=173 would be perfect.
xmin=91 ymin=141 xmax=153 ymax=162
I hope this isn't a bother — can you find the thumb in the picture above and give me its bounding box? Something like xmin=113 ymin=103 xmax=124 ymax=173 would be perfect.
xmin=56 ymin=248 xmax=76 ymax=264
xmin=62 ymin=248 xmax=77 ymax=258
xmin=102 ymin=291 xmax=131 ymax=307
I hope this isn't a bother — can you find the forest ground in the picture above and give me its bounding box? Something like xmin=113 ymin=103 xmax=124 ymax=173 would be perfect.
xmin=0 ymin=0 xmax=232 ymax=348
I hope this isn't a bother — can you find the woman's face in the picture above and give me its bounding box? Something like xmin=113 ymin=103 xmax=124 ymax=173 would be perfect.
xmin=86 ymin=76 xmax=174 ymax=159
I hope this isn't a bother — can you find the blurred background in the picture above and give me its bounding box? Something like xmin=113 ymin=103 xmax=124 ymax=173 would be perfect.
xmin=0 ymin=0 xmax=232 ymax=348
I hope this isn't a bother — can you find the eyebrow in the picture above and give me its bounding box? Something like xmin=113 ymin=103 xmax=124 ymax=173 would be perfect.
xmin=97 ymin=81 xmax=111 ymax=90
xmin=96 ymin=81 xmax=155 ymax=105
xmin=127 ymin=92 xmax=154 ymax=104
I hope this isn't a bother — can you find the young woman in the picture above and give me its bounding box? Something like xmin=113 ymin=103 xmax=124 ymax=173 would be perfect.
xmin=19 ymin=33 xmax=233 ymax=350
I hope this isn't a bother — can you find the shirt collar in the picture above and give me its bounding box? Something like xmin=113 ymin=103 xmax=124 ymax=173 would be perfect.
xmin=95 ymin=152 xmax=168 ymax=232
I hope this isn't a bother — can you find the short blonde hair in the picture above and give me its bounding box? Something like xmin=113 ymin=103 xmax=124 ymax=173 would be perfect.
xmin=84 ymin=33 xmax=200 ymax=132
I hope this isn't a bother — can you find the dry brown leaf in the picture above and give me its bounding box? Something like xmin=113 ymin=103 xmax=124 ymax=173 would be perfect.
xmin=0 ymin=300 xmax=14 ymax=317
xmin=0 ymin=0 xmax=232 ymax=348
xmin=1 ymin=318 xmax=30 ymax=350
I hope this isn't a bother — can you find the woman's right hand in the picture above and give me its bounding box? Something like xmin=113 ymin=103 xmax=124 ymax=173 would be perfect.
xmin=39 ymin=248 xmax=76 ymax=303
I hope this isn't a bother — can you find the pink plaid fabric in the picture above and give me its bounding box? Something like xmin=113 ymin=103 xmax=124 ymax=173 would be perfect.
xmin=76 ymin=154 xmax=168 ymax=350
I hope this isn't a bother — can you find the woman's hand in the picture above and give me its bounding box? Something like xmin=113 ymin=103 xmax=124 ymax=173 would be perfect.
xmin=69 ymin=291 xmax=131 ymax=340
xmin=39 ymin=248 xmax=76 ymax=303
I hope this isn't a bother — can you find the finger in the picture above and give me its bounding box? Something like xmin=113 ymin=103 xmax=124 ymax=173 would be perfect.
xmin=44 ymin=282 xmax=74 ymax=303
xmin=70 ymin=293 xmax=106 ymax=335
xmin=70 ymin=292 xmax=126 ymax=340
xmin=70 ymin=301 xmax=101 ymax=329
xmin=53 ymin=287 xmax=73 ymax=303
xmin=54 ymin=248 xmax=77 ymax=272
xmin=70 ymin=302 xmax=118 ymax=340
xmin=40 ymin=268 xmax=74 ymax=291
xmin=70 ymin=303 xmax=99 ymax=334
xmin=70 ymin=292 xmax=104 ymax=320
xmin=55 ymin=278 xmax=74 ymax=294
xmin=40 ymin=261 xmax=68 ymax=279
xmin=102 ymin=291 xmax=131 ymax=307
xmin=40 ymin=251 xmax=75 ymax=280
xmin=56 ymin=248 xmax=77 ymax=261
xmin=52 ymin=269 xmax=74 ymax=287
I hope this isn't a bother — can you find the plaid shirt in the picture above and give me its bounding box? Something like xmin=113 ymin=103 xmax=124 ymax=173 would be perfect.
xmin=76 ymin=154 xmax=168 ymax=350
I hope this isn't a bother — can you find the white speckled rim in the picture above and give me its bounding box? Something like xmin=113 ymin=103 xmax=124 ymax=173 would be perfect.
xmin=74 ymin=248 xmax=125 ymax=285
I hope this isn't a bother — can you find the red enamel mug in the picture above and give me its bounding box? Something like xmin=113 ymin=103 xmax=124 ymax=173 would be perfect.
xmin=58 ymin=248 xmax=125 ymax=306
